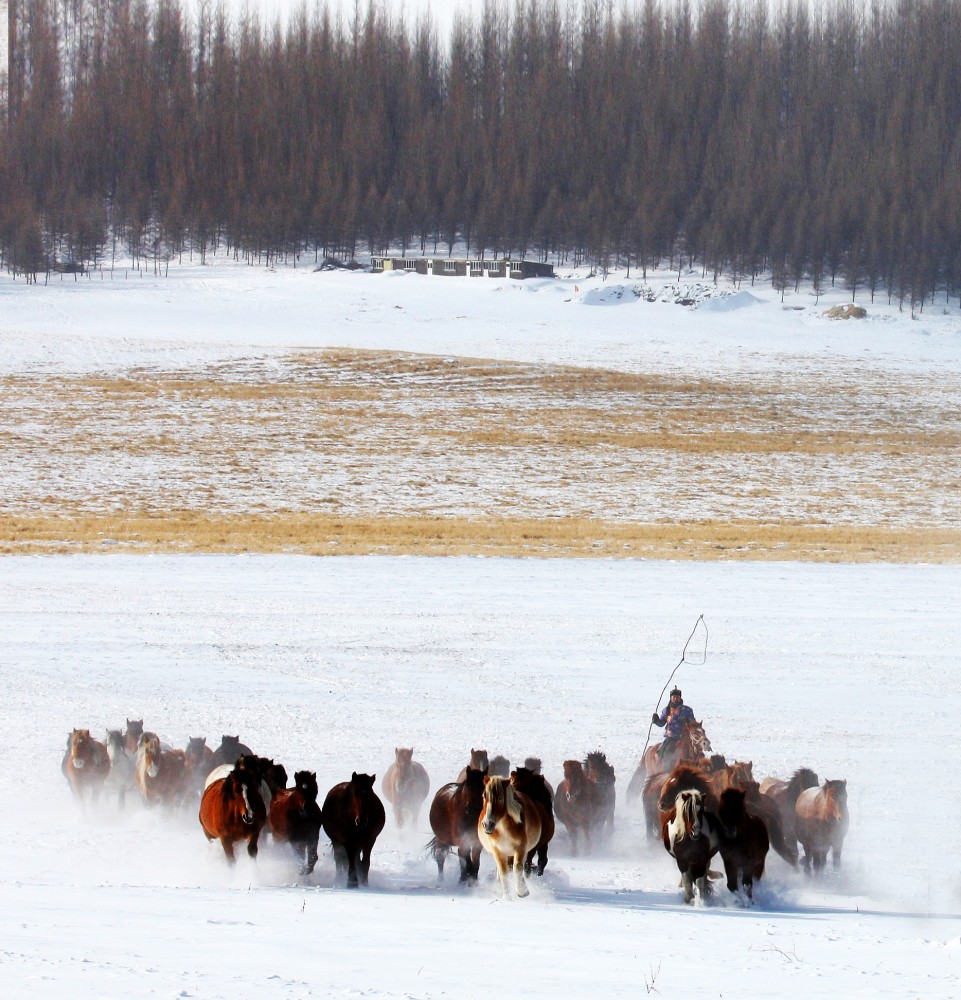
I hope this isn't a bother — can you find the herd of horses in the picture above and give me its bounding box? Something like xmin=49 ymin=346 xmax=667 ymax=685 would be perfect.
xmin=61 ymin=716 xmax=849 ymax=903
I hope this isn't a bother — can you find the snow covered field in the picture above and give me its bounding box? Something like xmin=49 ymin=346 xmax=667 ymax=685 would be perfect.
xmin=1 ymin=254 xmax=959 ymax=997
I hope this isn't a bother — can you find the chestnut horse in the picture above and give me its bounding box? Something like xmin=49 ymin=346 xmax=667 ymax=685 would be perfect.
xmin=584 ymin=750 xmax=616 ymax=838
xmin=478 ymin=776 xmax=543 ymax=898
xmin=62 ymin=728 xmax=110 ymax=802
xmin=322 ymin=772 xmax=386 ymax=888
xmin=661 ymin=789 xmax=721 ymax=904
xmin=456 ymin=748 xmax=489 ymax=783
xmin=510 ymin=766 xmax=555 ymax=876
xmin=717 ymin=787 xmax=769 ymax=901
xmin=795 ymin=779 xmax=849 ymax=874
xmin=554 ymin=759 xmax=601 ymax=855
xmin=123 ymin=719 xmax=144 ymax=754
xmin=199 ymin=762 xmax=267 ymax=863
xmin=269 ymin=770 xmax=323 ymax=875
xmin=382 ymin=748 xmax=430 ymax=829
xmin=428 ymin=766 xmax=487 ymax=883
xmin=135 ymin=733 xmax=187 ymax=807
xmin=626 ymin=718 xmax=712 ymax=802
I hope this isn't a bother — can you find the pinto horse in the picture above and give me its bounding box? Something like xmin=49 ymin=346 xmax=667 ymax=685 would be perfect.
xmin=199 ymin=762 xmax=267 ymax=863
xmin=478 ymin=776 xmax=543 ymax=898
xmin=795 ymin=779 xmax=849 ymax=875
xmin=269 ymin=770 xmax=323 ymax=875
xmin=322 ymin=772 xmax=386 ymax=888
xmin=554 ymin=759 xmax=601 ymax=855
xmin=456 ymin=748 xmax=489 ymax=783
xmin=661 ymin=789 xmax=721 ymax=904
xmin=510 ymin=767 xmax=555 ymax=876
xmin=717 ymin=787 xmax=770 ymax=901
xmin=428 ymin=766 xmax=487 ymax=883
xmin=584 ymin=751 xmax=616 ymax=838
xmin=382 ymin=748 xmax=430 ymax=829
xmin=62 ymin=728 xmax=111 ymax=802
xmin=135 ymin=733 xmax=187 ymax=807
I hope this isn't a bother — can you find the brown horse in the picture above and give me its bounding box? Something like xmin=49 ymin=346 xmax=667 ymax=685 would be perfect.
xmin=183 ymin=737 xmax=216 ymax=803
xmin=627 ymin=718 xmax=712 ymax=802
xmin=199 ymin=762 xmax=267 ymax=863
xmin=761 ymin=767 xmax=819 ymax=848
xmin=322 ymin=772 xmax=386 ymax=888
xmin=62 ymin=728 xmax=111 ymax=802
xmin=478 ymin=776 xmax=543 ymax=898
xmin=584 ymin=750 xmax=616 ymax=838
xmin=456 ymin=748 xmax=489 ymax=783
xmin=510 ymin=767 xmax=555 ymax=876
xmin=523 ymin=757 xmax=554 ymax=797
xmin=661 ymin=788 xmax=721 ymax=904
xmin=135 ymin=733 xmax=187 ymax=807
xmin=123 ymin=719 xmax=144 ymax=754
xmin=381 ymin=748 xmax=430 ymax=829
xmin=269 ymin=770 xmax=323 ymax=875
xmin=488 ymin=754 xmax=511 ymax=778
xmin=236 ymin=754 xmax=288 ymax=808
xmin=717 ymin=787 xmax=769 ymax=901
xmin=428 ymin=766 xmax=487 ymax=883
xmin=554 ymin=759 xmax=601 ymax=855
xmin=209 ymin=735 xmax=254 ymax=770
xmin=795 ymin=779 xmax=849 ymax=875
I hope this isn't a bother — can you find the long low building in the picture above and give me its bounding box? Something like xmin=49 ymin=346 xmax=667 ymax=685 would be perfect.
xmin=371 ymin=257 xmax=555 ymax=279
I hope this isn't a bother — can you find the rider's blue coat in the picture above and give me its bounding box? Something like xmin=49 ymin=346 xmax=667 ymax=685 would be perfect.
xmin=656 ymin=702 xmax=695 ymax=738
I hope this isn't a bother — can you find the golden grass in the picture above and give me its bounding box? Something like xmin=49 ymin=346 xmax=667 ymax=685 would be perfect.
xmin=0 ymin=513 xmax=958 ymax=562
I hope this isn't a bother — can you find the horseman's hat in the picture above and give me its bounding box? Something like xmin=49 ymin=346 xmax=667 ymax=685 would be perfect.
xmin=670 ymin=687 xmax=682 ymax=697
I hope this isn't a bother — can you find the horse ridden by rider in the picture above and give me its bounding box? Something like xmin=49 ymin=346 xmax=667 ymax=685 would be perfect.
xmin=651 ymin=687 xmax=697 ymax=762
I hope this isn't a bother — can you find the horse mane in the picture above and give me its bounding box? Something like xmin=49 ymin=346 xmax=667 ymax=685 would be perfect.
xmin=486 ymin=776 xmax=523 ymax=825
xmin=585 ymin=751 xmax=615 ymax=782
xmin=672 ymin=789 xmax=703 ymax=842
xmin=788 ymin=767 xmax=819 ymax=797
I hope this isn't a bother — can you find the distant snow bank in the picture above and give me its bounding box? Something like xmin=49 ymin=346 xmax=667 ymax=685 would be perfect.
xmin=579 ymin=281 xmax=761 ymax=309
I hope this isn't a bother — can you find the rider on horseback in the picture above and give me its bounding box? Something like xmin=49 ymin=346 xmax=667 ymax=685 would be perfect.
xmin=652 ymin=687 xmax=695 ymax=759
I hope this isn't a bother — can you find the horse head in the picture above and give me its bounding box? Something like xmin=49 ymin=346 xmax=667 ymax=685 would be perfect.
xmin=141 ymin=734 xmax=162 ymax=778
xmin=685 ymin=720 xmax=712 ymax=755
xmin=68 ymin=728 xmax=92 ymax=768
xmin=185 ymin=737 xmax=209 ymax=768
xmin=394 ymin=747 xmax=414 ymax=773
xmin=349 ymin=772 xmax=376 ymax=828
xmin=489 ymin=755 xmax=510 ymax=778
xmin=585 ymin=751 xmax=615 ymax=785
xmin=294 ymin=770 xmax=319 ymax=813
xmin=468 ymin=748 xmax=490 ymax=772
xmin=823 ymin=779 xmax=848 ymax=820
xmin=227 ymin=767 xmax=260 ymax=826
xmin=562 ymin=759 xmax=586 ymax=799
xmin=104 ymin=729 xmax=126 ymax=762
xmin=672 ymin=789 xmax=704 ymax=842
xmin=481 ymin=775 xmax=522 ymax=834
xmin=523 ymin=757 xmax=543 ymax=775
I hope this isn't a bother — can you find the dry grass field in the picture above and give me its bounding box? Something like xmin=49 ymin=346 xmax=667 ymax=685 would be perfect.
xmin=2 ymin=348 xmax=958 ymax=560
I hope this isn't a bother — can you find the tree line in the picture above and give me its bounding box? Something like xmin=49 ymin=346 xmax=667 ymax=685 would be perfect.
xmin=3 ymin=0 xmax=961 ymax=309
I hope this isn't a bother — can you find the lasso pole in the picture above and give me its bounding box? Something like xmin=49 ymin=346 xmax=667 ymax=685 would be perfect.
xmin=640 ymin=614 xmax=708 ymax=757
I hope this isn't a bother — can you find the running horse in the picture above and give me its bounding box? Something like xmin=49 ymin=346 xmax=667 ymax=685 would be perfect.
xmin=382 ymin=747 xmax=430 ymax=829
xmin=760 ymin=767 xmax=819 ymax=849
xmin=510 ymin=766 xmax=555 ymax=876
xmin=183 ymin=737 xmax=216 ymax=803
xmin=554 ymin=759 xmax=601 ymax=856
xmin=456 ymin=749 xmax=489 ymax=783
xmin=584 ymin=750 xmax=616 ymax=838
xmin=478 ymin=775 xmax=543 ymax=898
xmin=269 ymin=770 xmax=323 ymax=876
xmin=135 ymin=733 xmax=187 ymax=807
xmin=123 ymin=719 xmax=144 ymax=754
xmin=717 ymin=787 xmax=770 ymax=901
xmin=428 ymin=766 xmax=487 ymax=883
xmin=321 ymin=772 xmax=386 ymax=888
xmin=62 ymin=728 xmax=111 ymax=802
xmin=661 ymin=788 xmax=721 ymax=904
xmin=626 ymin=717 xmax=712 ymax=804
xmin=103 ymin=729 xmax=136 ymax=807
xmin=199 ymin=760 xmax=267 ymax=863
xmin=795 ymin=779 xmax=849 ymax=875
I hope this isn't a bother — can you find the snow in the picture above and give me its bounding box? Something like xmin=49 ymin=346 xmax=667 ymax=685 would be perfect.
xmin=1 ymin=254 xmax=960 ymax=997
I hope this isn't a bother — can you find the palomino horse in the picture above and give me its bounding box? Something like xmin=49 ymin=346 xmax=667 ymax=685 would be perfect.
xmin=554 ymin=760 xmax=601 ymax=855
xmin=717 ymin=787 xmax=769 ymax=901
xmin=478 ymin=776 xmax=543 ymax=898
xmin=135 ymin=733 xmax=187 ymax=807
xmin=103 ymin=729 xmax=136 ymax=807
xmin=761 ymin=767 xmax=819 ymax=848
xmin=661 ymin=788 xmax=721 ymax=905
xmin=269 ymin=770 xmax=323 ymax=876
xmin=584 ymin=750 xmax=616 ymax=838
xmin=626 ymin=718 xmax=712 ymax=802
xmin=428 ymin=766 xmax=487 ymax=883
xmin=510 ymin=767 xmax=555 ymax=876
xmin=382 ymin=748 xmax=430 ymax=829
xmin=123 ymin=719 xmax=144 ymax=754
xmin=209 ymin=735 xmax=254 ymax=770
xmin=795 ymin=779 xmax=849 ymax=875
xmin=199 ymin=761 xmax=267 ymax=863
xmin=62 ymin=728 xmax=111 ymax=802
xmin=456 ymin=749 xmax=489 ymax=783
xmin=183 ymin=737 xmax=216 ymax=803
xmin=321 ymin=772 xmax=386 ymax=888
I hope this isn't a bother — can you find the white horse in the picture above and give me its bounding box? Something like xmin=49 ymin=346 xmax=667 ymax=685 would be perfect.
xmin=477 ymin=776 xmax=542 ymax=898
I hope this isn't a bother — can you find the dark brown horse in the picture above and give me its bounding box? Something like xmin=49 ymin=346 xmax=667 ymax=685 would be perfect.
xmin=761 ymin=767 xmax=819 ymax=848
xmin=135 ymin=733 xmax=187 ymax=807
xmin=209 ymin=735 xmax=254 ymax=770
xmin=269 ymin=770 xmax=323 ymax=875
xmin=62 ymin=728 xmax=111 ymax=802
xmin=717 ymin=787 xmax=769 ymax=901
xmin=123 ymin=719 xmax=144 ymax=754
xmin=428 ymin=766 xmax=487 ymax=883
xmin=183 ymin=736 xmax=216 ymax=803
xmin=456 ymin=749 xmax=489 ymax=783
xmin=510 ymin=766 xmax=555 ymax=876
xmin=381 ymin=748 xmax=430 ymax=829
xmin=322 ymin=772 xmax=386 ymax=888
xmin=661 ymin=788 xmax=721 ymax=904
xmin=199 ymin=762 xmax=267 ymax=863
xmin=236 ymin=754 xmax=288 ymax=808
xmin=795 ymin=779 xmax=849 ymax=875
xmin=488 ymin=754 xmax=511 ymax=778
xmin=523 ymin=757 xmax=554 ymax=797
xmin=584 ymin=750 xmax=616 ymax=838
xmin=554 ymin=759 xmax=601 ymax=855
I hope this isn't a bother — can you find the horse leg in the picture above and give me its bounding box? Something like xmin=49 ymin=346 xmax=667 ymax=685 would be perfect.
xmin=332 ymin=843 xmax=348 ymax=883
xmin=831 ymin=839 xmax=843 ymax=871
xmin=393 ymin=802 xmax=404 ymax=829
xmin=433 ymin=842 xmax=448 ymax=881
xmin=514 ymin=851 xmax=530 ymax=898
xmin=303 ymin=834 xmax=319 ymax=876
xmin=345 ymin=845 xmax=359 ymax=888
xmin=358 ymin=845 xmax=372 ymax=886
xmin=220 ymin=837 xmax=237 ymax=864
xmin=246 ymin=828 xmax=260 ymax=860
xmin=681 ymin=869 xmax=695 ymax=904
